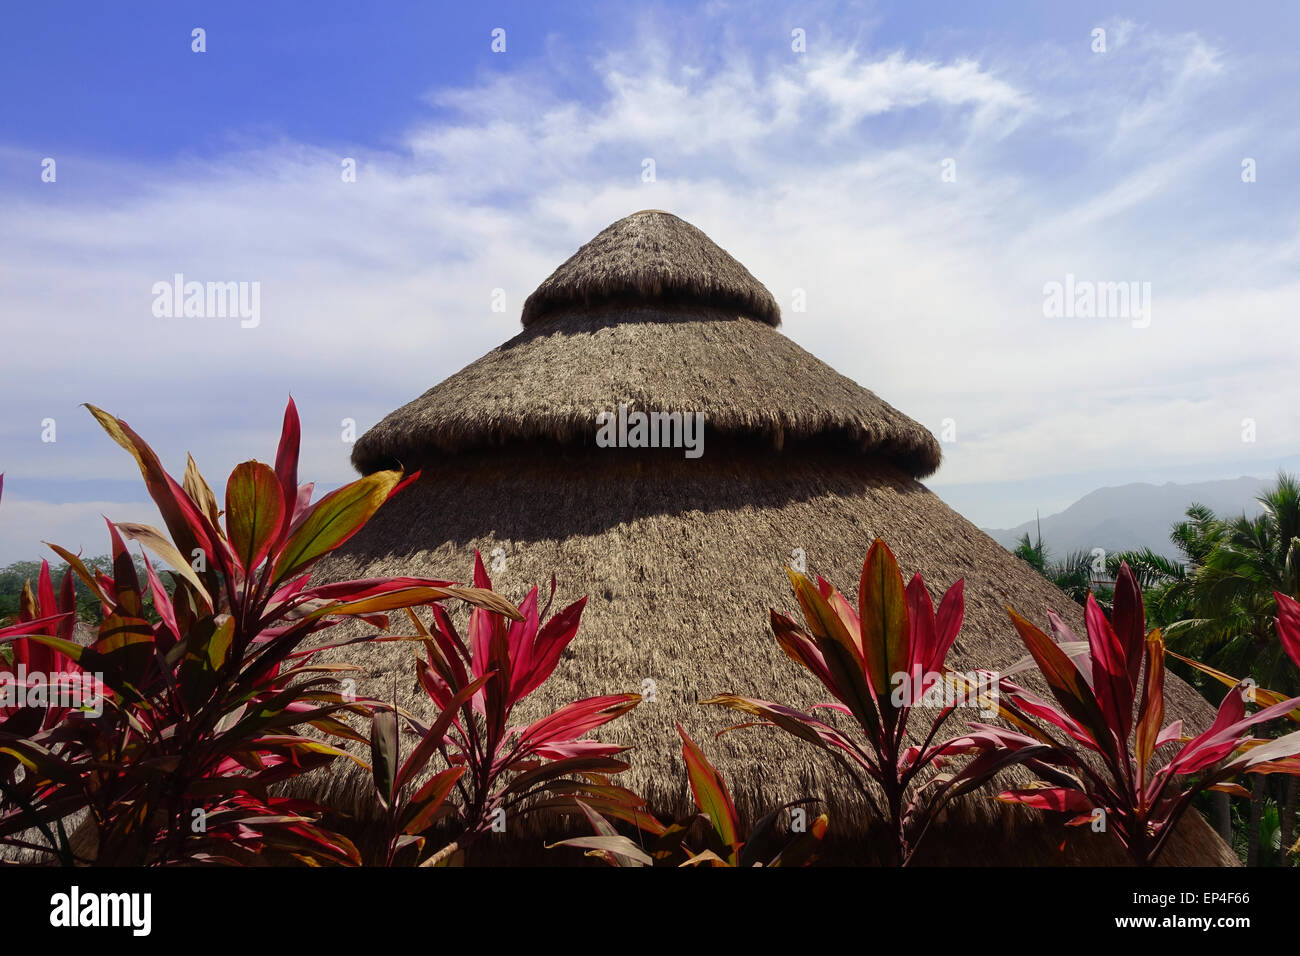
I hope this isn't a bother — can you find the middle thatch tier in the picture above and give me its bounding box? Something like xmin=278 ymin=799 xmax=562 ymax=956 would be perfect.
xmin=350 ymin=305 xmax=944 ymax=481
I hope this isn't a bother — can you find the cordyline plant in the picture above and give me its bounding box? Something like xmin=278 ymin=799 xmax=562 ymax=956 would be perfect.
xmin=1168 ymin=590 xmax=1300 ymax=726
xmin=553 ymin=723 xmax=827 ymax=867
xmin=0 ymin=476 xmax=90 ymax=864
xmin=370 ymin=553 xmax=641 ymax=866
xmin=1167 ymin=590 xmax=1300 ymax=854
xmin=703 ymin=539 xmax=1046 ymax=865
xmin=971 ymin=563 xmax=1300 ymax=866
xmin=0 ymin=402 xmax=516 ymax=865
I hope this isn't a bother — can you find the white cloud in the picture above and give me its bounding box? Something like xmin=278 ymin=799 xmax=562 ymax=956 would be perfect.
xmin=806 ymin=50 xmax=1031 ymax=135
xmin=0 ymin=19 xmax=1295 ymax=554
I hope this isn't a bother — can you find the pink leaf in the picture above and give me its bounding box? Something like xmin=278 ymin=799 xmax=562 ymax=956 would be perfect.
xmin=996 ymin=787 xmax=1095 ymax=814
xmin=274 ymin=397 xmax=301 ymax=543
xmin=1276 ymin=592 xmax=1300 ymax=672
xmin=905 ymin=573 xmax=936 ymax=680
xmin=1085 ymin=592 xmax=1132 ymax=741
xmin=931 ymin=577 xmax=965 ymax=673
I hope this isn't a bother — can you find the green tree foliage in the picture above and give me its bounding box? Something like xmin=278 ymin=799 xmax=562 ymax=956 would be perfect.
xmin=1013 ymin=533 xmax=1111 ymax=609
xmin=0 ymin=555 xmax=137 ymax=625
xmin=1111 ymin=473 xmax=1300 ymax=866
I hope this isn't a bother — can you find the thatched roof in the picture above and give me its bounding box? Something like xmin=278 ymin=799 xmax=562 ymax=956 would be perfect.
xmin=353 ymin=211 xmax=941 ymax=480
xmin=353 ymin=305 xmax=942 ymax=480
xmin=303 ymin=210 xmax=1233 ymax=865
xmin=521 ymin=209 xmax=781 ymax=327
xmin=308 ymin=448 xmax=1233 ymax=865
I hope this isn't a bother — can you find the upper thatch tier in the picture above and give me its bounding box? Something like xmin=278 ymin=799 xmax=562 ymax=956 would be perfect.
xmin=520 ymin=210 xmax=782 ymax=327
xmin=352 ymin=212 xmax=943 ymax=479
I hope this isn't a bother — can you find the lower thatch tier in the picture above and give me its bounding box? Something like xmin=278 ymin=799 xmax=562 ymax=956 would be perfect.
xmin=309 ymin=445 xmax=1236 ymax=865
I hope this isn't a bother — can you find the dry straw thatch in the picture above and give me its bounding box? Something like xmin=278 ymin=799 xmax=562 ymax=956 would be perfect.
xmin=352 ymin=304 xmax=942 ymax=481
xmin=520 ymin=209 xmax=782 ymax=327
xmin=354 ymin=211 xmax=939 ymax=481
xmin=307 ymin=210 xmax=1235 ymax=866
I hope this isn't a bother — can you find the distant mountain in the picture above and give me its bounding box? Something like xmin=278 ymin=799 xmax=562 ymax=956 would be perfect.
xmin=983 ymin=477 xmax=1270 ymax=559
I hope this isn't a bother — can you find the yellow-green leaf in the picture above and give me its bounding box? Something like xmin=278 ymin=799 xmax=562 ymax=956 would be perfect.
xmin=184 ymin=453 xmax=221 ymax=526
xmin=1135 ymin=629 xmax=1165 ymax=785
xmin=316 ymin=585 xmax=522 ymax=622
xmin=270 ymin=470 xmax=402 ymax=583
xmin=225 ymin=461 xmax=285 ymax=574
xmin=858 ymin=539 xmax=909 ymax=699
xmin=677 ymin=723 xmax=740 ymax=864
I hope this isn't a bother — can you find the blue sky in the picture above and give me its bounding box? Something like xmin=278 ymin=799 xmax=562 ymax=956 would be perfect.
xmin=2 ymin=1 xmax=1299 ymax=562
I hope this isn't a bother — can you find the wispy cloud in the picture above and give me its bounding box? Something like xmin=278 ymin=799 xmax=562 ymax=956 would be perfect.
xmin=1 ymin=14 xmax=1296 ymax=559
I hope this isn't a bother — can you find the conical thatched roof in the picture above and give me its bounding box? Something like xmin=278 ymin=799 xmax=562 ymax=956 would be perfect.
xmin=351 ymin=210 xmax=941 ymax=480
xmin=307 ymin=211 xmax=1234 ymax=866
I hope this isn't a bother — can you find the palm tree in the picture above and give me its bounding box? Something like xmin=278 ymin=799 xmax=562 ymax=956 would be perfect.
xmin=1172 ymin=475 xmax=1300 ymax=690
xmin=1171 ymin=502 xmax=1227 ymax=566
xmin=1107 ymin=481 xmax=1300 ymax=862
xmin=1013 ymin=531 xmax=1047 ymax=574
xmin=1163 ymin=474 xmax=1300 ymax=864
xmin=1013 ymin=532 xmax=1111 ymax=609
xmin=1047 ymin=549 xmax=1111 ymax=609
xmin=1108 ymin=502 xmax=1226 ymax=627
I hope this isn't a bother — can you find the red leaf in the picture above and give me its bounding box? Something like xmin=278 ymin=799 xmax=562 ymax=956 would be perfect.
xmin=273 ymin=397 xmax=300 ymax=543
xmin=771 ymin=609 xmax=836 ymax=690
xmin=1276 ymin=591 xmax=1300 ymax=672
xmin=1134 ymin=630 xmax=1165 ymax=786
xmin=517 ymin=694 xmax=640 ymax=753
xmin=396 ymin=673 xmax=492 ymax=791
xmin=37 ymin=560 xmax=56 ymax=621
xmin=472 ymin=550 xmax=492 ymax=589
xmin=269 ymin=469 xmax=403 ymax=584
xmin=996 ymin=787 xmax=1095 ymax=814
xmin=1085 ymin=592 xmax=1132 ymax=743
xmin=1111 ymin=562 xmax=1146 ymax=692
xmin=105 ymin=517 xmax=145 ymax=619
xmin=300 ymin=575 xmax=460 ymax=602
xmin=787 ymin=568 xmax=880 ymax=740
xmin=1006 ymin=606 xmax=1114 ymax=757
xmin=401 ymin=767 xmax=465 ymax=835
xmin=932 ymin=577 xmax=965 ymax=673
xmin=506 ymin=587 xmax=541 ymax=701
xmin=905 ymin=573 xmax=935 ymax=681
xmin=55 ymin=566 xmax=76 ymax=644
xmin=514 ymin=597 xmax=587 ymax=702
xmin=1172 ymin=687 xmax=1300 ymax=774
xmin=140 ymin=551 xmax=180 ymax=644
xmin=84 ymin=404 xmax=216 ymax=571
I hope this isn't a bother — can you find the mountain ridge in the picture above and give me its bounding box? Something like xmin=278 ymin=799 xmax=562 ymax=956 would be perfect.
xmin=982 ymin=476 xmax=1270 ymax=559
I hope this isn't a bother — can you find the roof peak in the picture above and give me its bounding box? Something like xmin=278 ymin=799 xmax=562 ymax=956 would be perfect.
xmin=520 ymin=211 xmax=782 ymax=327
